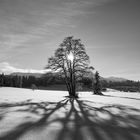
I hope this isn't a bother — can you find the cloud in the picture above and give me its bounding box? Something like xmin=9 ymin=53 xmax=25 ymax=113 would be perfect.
xmin=0 ymin=0 xmax=116 ymax=62
xmin=0 ymin=0 xmax=79 ymax=59
xmin=0 ymin=62 xmax=49 ymax=74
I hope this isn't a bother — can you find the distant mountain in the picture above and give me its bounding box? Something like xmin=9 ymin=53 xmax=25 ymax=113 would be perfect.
xmin=10 ymin=72 xmax=43 ymax=78
xmin=10 ymin=72 xmax=128 ymax=82
xmin=103 ymin=77 xmax=128 ymax=82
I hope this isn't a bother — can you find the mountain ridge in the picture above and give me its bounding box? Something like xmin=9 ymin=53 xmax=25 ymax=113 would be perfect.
xmin=10 ymin=72 xmax=128 ymax=82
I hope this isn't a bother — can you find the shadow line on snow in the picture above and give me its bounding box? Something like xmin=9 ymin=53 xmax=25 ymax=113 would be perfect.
xmin=104 ymin=94 xmax=140 ymax=101
xmin=0 ymin=97 xmax=140 ymax=140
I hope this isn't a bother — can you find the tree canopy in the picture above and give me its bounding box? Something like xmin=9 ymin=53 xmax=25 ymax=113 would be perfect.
xmin=46 ymin=36 xmax=93 ymax=97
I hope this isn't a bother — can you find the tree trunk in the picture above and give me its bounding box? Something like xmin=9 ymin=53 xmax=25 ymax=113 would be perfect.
xmin=66 ymin=80 xmax=76 ymax=98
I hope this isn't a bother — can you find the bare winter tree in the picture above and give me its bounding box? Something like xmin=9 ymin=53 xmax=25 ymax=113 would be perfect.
xmin=46 ymin=36 xmax=94 ymax=98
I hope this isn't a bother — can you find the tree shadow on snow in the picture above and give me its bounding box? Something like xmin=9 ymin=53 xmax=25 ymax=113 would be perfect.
xmin=104 ymin=94 xmax=140 ymax=101
xmin=0 ymin=97 xmax=140 ymax=140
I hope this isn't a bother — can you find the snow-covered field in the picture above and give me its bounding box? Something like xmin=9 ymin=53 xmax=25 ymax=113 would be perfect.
xmin=0 ymin=87 xmax=140 ymax=140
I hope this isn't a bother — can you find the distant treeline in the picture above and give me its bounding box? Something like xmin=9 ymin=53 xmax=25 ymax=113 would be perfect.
xmin=0 ymin=73 xmax=65 ymax=88
xmin=0 ymin=73 xmax=140 ymax=92
xmin=101 ymin=80 xmax=140 ymax=92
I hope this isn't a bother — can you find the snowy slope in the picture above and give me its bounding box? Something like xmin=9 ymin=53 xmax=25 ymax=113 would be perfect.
xmin=0 ymin=87 xmax=140 ymax=140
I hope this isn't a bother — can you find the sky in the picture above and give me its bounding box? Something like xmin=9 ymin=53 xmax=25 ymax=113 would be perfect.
xmin=0 ymin=0 xmax=140 ymax=81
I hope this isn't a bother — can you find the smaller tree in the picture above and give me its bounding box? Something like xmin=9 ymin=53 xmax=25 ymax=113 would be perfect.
xmin=93 ymin=71 xmax=103 ymax=95
xmin=31 ymin=84 xmax=38 ymax=91
xmin=0 ymin=73 xmax=4 ymax=87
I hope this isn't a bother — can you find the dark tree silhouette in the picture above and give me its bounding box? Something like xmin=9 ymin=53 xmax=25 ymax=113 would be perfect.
xmin=0 ymin=73 xmax=4 ymax=87
xmin=46 ymin=36 xmax=93 ymax=98
xmin=93 ymin=71 xmax=103 ymax=95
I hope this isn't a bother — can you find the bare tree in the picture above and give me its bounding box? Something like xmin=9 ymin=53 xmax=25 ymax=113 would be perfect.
xmin=46 ymin=36 xmax=93 ymax=98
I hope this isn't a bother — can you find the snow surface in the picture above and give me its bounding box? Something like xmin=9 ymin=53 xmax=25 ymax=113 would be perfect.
xmin=0 ymin=87 xmax=140 ymax=140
